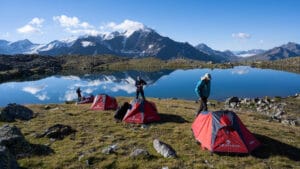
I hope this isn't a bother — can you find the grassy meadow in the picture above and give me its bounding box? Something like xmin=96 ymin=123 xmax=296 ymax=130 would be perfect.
xmin=0 ymin=97 xmax=299 ymax=169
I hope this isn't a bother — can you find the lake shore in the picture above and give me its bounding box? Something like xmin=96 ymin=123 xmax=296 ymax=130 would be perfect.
xmin=1 ymin=54 xmax=299 ymax=83
xmin=0 ymin=96 xmax=299 ymax=168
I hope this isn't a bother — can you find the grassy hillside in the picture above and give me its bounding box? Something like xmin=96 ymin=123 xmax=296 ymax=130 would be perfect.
xmin=1 ymin=97 xmax=299 ymax=169
xmin=243 ymin=56 xmax=300 ymax=74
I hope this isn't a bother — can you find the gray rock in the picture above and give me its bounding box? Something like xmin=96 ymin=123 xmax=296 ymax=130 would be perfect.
xmin=44 ymin=105 xmax=51 ymax=110
xmin=230 ymin=102 xmax=237 ymax=108
xmin=102 ymin=144 xmax=117 ymax=154
xmin=162 ymin=167 xmax=169 ymax=169
xmin=36 ymin=124 xmax=76 ymax=140
xmin=290 ymin=120 xmax=297 ymax=126
xmin=0 ymin=146 xmax=19 ymax=169
xmin=0 ymin=124 xmax=31 ymax=156
xmin=153 ymin=139 xmax=176 ymax=158
xmin=274 ymin=110 xmax=285 ymax=118
xmin=225 ymin=97 xmax=239 ymax=104
xmin=281 ymin=119 xmax=290 ymax=125
xmin=0 ymin=104 xmax=33 ymax=122
xmin=130 ymin=148 xmax=149 ymax=158
xmin=78 ymin=154 xmax=84 ymax=161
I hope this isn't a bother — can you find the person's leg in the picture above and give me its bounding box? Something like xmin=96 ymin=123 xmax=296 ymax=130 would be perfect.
xmin=136 ymin=90 xmax=140 ymax=99
xmin=196 ymin=98 xmax=204 ymax=116
xmin=203 ymin=97 xmax=208 ymax=111
xmin=141 ymin=89 xmax=145 ymax=100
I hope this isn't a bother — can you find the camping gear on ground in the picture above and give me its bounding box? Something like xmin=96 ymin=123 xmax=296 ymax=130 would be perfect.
xmin=77 ymin=95 xmax=94 ymax=104
xmin=123 ymin=98 xmax=160 ymax=124
xmin=114 ymin=102 xmax=131 ymax=121
xmin=192 ymin=110 xmax=260 ymax=153
xmin=90 ymin=94 xmax=118 ymax=110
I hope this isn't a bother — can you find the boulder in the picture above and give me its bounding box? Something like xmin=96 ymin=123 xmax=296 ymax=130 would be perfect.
xmin=153 ymin=139 xmax=176 ymax=158
xmin=0 ymin=146 xmax=19 ymax=169
xmin=130 ymin=148 xmax=149 ymax=158
xmin=225 ymin=97 xmax=240 ymax=108
xmin=36 ymin=124 xmax=76 ymax=140
xmin=0 ymin=103 xmax=33 ymax=122
xmin=0 ymin=124 xmax=31 ymax=156
xmin=102 ymin=144 xmax=118 ymax=154
xmin=225 ymin=97 xmax=239 ymax=104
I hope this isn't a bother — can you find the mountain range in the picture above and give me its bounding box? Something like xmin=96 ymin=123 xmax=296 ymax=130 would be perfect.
xmin=0 ymin=28 xmax=225 ymax=62
xmin=0 ymin=26 xmax=300 ymax=62
xmin=245 ymin=42 xmax=300 ymax=61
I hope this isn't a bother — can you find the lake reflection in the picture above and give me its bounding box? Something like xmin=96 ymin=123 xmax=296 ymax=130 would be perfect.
xmin=0 ymin=66 xmax=299 ymax=106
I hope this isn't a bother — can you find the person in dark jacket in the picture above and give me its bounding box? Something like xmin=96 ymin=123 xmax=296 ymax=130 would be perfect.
xmin=195 ymin=73 xmax=211 ymax=116
xmin=135 ymin=76 xmax=147 ymax=100
xmin=76 ymin=87 xmax=82 ymax=101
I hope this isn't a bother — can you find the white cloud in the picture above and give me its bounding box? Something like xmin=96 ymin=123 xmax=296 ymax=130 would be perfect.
xmin=232 ymin=67 xmax=250 ymax=75
xmin=17 ymin=25 xmax=40 ymax=34
xmin=87 ymin=80 xmax=103 ymax=87
xmin=232 ymin=32 xmax=251 ymax=39
xmin=60 ymin=90 xmax=78 ymax=101
xmin=53 ymin=15 xmax=80 ymax=28
xmin=61 ymin=75 xmax=81 ymax=81
xmin=29 ymin=17 xmax=44 ymax=27
xmin=0 ymin=32 xmax=10 ymax=38
xmin=259 ymin=40 xmax=264 ymax=44
xmin=17 ymin=17 xmax=45 ymax=34
xmin=65 ymin=28 xmax=99 ymax=36
xmin=110 ymin=83 xmax=136 ymax=94
xmin=104 ymin=20 xmax=146 ymax=37
xmin=83 ymin=88 xmax=94 ymax=94
xmin=53 ymin=15 xmax=98 ymax=36
xmin=36 ymin=92 xmax=50 ymax=101
xmin=22 ymin=85 xmax=46 ymax=94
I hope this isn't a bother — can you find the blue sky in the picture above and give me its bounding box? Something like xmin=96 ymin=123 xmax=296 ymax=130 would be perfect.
xmin=0 ymin=0 xmax=299 ymax=51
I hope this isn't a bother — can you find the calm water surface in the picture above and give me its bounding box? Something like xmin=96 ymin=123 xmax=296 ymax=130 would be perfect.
xmin=0 ymin=66 xmax=299 ymax=106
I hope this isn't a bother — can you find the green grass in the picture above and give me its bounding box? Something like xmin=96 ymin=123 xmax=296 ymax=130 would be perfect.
xmin=0 ymin=97 xmax=299 ymax=169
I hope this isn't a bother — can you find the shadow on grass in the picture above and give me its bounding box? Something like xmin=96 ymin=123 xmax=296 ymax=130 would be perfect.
xmin=158 ymin=113 xmax=189 ymax=123
xmin=201 ymin=133 xmax=300 ymax=161
xmin=29 ymin=143 xmax=54 ymax=156
xmin=16 ymin=143 xmax=54 ymax=160
xmin=251 ymin=133 xmax=300 ymax=161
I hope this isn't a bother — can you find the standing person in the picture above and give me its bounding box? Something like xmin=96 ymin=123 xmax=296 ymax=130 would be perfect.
xmin=135 ymin=76 xmax=147 ymax=100
xmin=195 ymin=73 xmax=211 ymax=116
xmin=76 ymin=87 xmax=82 ymax=101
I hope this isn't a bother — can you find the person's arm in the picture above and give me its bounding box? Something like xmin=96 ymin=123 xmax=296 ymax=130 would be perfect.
xmin=142 ymin=79 xmax=147 ymax=85
xmin=207 ymin=81 xmax=211 ymax=97
xmin=194 ymin=81 xmax=202 ymax=97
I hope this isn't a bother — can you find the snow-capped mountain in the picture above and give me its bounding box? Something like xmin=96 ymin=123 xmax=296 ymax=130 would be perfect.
xmin=0 ymin=39 xmax=40 ymax=54
xmin=233 ymin=49 xmax=266 ymax=57
xmin=0 ymin=25 xmax=225 ymax=62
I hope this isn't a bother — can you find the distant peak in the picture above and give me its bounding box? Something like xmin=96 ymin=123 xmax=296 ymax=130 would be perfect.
xmin=106 ymin=19 xmax=151 ymax=37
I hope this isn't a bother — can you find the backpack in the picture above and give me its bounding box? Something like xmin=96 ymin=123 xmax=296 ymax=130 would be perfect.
xmin=114 ymin=102 xmax=131 ymax=121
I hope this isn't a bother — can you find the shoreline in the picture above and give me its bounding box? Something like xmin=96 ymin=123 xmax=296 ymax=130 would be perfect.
xmin=1 ymin=55 xmax=299 ymax=83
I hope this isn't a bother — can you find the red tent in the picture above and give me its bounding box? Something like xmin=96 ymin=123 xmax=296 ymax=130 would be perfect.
xmin=123 ymin=99 xmax=160 ymax=124
xmin=90 ymin=94 xmax=118 ymax=110
xmin=192 ymin=110 xmax=260 ymax=153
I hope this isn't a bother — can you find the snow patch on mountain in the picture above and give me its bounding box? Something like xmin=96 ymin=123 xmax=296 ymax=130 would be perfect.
xmin=106 ymin=20 xmax=150 ymax=37
xmin=81 ymin=41 xmax=95 ymax=47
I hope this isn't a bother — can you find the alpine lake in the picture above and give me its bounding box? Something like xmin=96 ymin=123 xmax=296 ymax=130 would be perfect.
xmin=0 ymin=66 xmax=300 ymax=106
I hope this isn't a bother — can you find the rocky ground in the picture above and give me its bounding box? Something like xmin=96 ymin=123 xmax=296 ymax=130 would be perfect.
xmin=0 ymin=96 xmax=299 ymax=169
